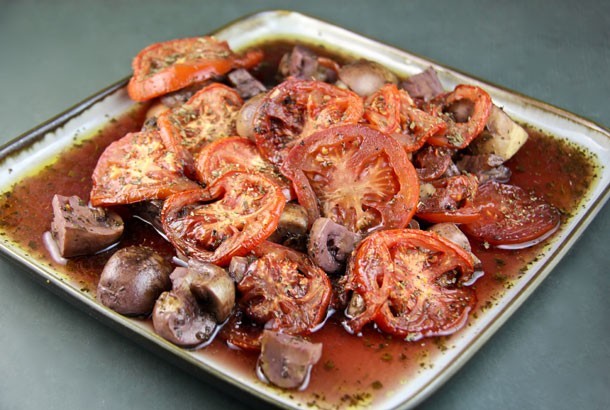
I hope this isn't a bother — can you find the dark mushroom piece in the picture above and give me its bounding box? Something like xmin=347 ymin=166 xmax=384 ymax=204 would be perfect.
xmin=428 ymin=223 xmax=482 ymax=270
xmin=257 ymin=330 xmax=322 ymax=390
xmin=228 ymin=256 xmax=251 ymax=283
xmin=51 ymin=194 xmax=124 ymax=258
xmin=152 ymin=290 xmax=216 ymax=347
xmin=97 ymin=246 xmax=172 ymax=316
xmin=268 ymin=203 xmax=309 ymax=250
xmin=399 ymin=67 xmax=444 ymax=102
xmin=278 ymin=45 xmax=338 ymax=83
xmin=337 ymin=59 xmax=398 ymax=97
xmin=236 ymin=92 xmax=265 ymax=140
xmin=227 ymin=68 xmax=266 ymax=99
xmin=173 ymin=259 xmax=236 ymax=323
xmin=307 ymin=218 xmax=360 ymax=274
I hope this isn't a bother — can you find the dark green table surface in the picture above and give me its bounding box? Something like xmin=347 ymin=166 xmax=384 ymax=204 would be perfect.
xmin=1 ymin=1 xmax=608 ymax=409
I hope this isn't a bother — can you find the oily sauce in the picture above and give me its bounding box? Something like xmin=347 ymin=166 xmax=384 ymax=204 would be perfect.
xmin=0 ymin=60 xmax=597 ymax=409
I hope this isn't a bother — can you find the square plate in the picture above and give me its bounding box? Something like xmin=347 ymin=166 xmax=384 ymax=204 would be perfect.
xmin=0 ymin=10 xmax=608 ymax=410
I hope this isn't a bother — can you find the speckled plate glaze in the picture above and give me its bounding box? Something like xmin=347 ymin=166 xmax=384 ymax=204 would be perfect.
xmin=0 ymin=10 xmax=608 ymax=410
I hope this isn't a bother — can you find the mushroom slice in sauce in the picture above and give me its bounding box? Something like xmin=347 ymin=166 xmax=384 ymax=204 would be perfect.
xmin=428 ymin=222 xmax=482 ymax=270
xmin=152 ymin=289 xmax=216 ymax=347
xmin=51 ymin=194 xmax=124 ymax=258
xmin=469 ymin=104 xmax=529 ymax=161
xmin=307 ymin=218 xmax=360 ymax=274
xmin=257 ymin=330 xmax=322 ymax=390
xmin=268 ymin=203 xmax=309 ymax=250
xmin=175 ymin=259 xmax=236 ymax=323
xmin=399 ymin=67 xmax=444 ymax=102
xmin=97 ymin=246 xmax=172 ymax=316
xmin=338 ymin=59 xmax=398 ymax=97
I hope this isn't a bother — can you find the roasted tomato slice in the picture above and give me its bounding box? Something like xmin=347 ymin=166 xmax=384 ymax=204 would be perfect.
xmin=237 ymin=241 xmax=332 ymax=335
xmin=161 ymin=171 xmax=286 ymax=266
xmin=425 ymin=84 xmax=492 ymax=149
xmin=127 ymin=36 xmax=262 ymax=102
xmin=461 ymin=181 xmax=560 ymax=247
xmin=344 ymin=229 xmax=476 ymax=340
xmin=282 ymin=124 xmax=419 ymax=234
xmin=253 ymin=79 xmax=363 ymax=165
xmin=157 ymin=83 xmax=243 ymax=174
xmin=90 ymin=130 xmax=199 ymax=207
xmin=364 ymin=84 xmax=446 ymax=152
xmin=416 ymin=174 xmax=481 ymax=224
xmin=194 ymin=136 xmax=294 ymax=201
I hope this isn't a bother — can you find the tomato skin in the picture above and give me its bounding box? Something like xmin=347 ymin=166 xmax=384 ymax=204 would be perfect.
xmin=462 ymin=181 xmax=560 ymax=246
xmin=161 ymin=171 xmax=286 ymax=267
xmin=364 ymin=84 xmax=446 ymax=152
xmin=425 ymin=84 xmax=492 ymax=149
xmin=237 ymin=241 xmax=332 ymax=335
xmin=281 ymin=124 xmax=420 ymax=234
xmin=127 ymin=37 xmax=262 ymax=102
xmin=253 ymin=79 xmax=363 ymax=166
xmin=344 ymin=229 xmax=476 ymax=340
xmin=416 ymin=174 xmax=482 ymax=224
xmin=90 ymin=130 xmax=199 ymax=207
xmin=157 ymin=83 xmax=243 ymax=176
xmin=194 ymin=136 xmax=295 ymax=201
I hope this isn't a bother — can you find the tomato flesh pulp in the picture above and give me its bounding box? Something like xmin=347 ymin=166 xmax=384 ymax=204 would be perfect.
xmin=282 ymin=124 xmax=419 ymax=234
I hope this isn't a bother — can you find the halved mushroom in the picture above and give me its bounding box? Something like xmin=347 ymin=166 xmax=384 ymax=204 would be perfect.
xmin=469 ymin=104 xmax=528 ymax=161
xmin=307 ymin=218 xmax=359 ymax=274
xmin=268 ymin=203 xmax=309 ymax=250
xmin=51 ymin=194 xmax=123 ymax=258
xmin=338 ymin=59 xmax=398 ymax=97
xmin=428 ymin=223 xmax=482 ymax=269
xmin=236 ymin=92 xmax=265 ymax=140
xmin=97 ymin=246 xmax=172 ymax=316
xmin=152 ymin=290 xmax=216 ymax=347
xmin=399 ymin=67 xmax=444 ymax=102
xmin=174 ymin=259 xmax=236 ymax=323
xmin=257 ymin=330 xmax=322 ymax=390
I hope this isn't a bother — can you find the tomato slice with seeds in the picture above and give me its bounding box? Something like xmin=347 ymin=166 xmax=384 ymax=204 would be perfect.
xmin=425 ymin=84 xmax=492 ymax=149
xmin=194 ymin=136 xmax=295 ymax=200
xmin=90 ymin=130 xmax=199 ymax=207
xmin=237 ymin=241 xmax=332 ymax=335
xmin=416 ymin=174 xmax=481 ymax=224
xmin=253 ymin=79 xmax=363 ymax=166
xmin=161 ymin=171 xmax=286 ymax=266
xmin=364 ymin=84 xmax=446 ymax=152
xmin=127 ymin=36 xmax=262 ymax=102
xmin=281 ymin=124 xmax=419 ymax=234
xmin=344 ymin=229 xmax=476 ymax=340
xmin=461 ymin=181 xmax=560 ymax=247
xmin=157 ymin=83 xmax=243 ymax=175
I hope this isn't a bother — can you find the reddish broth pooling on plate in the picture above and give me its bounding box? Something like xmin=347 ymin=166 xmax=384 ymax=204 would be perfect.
xmin=0 ymin=40 xmax=597 ymax=407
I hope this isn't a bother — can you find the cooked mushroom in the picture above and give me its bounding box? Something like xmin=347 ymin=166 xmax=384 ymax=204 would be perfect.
xmin=278 ymin=45 xmax=338 ymax=83
xmin=236 ymin=92 xmax=265 ymax=140
xmin=152 ymin=290 xmax=216 ymax=347
xmin=399 ymin=67 xmax=444 ymax=102
xmin=268 ymin=203 xmax=309 ymax=250
xmin=257 ymin=330 xmax=322 ymax=390
xmin=227 ymin=68 xmax=266 ymax=99
xmin=174 ymin=259 xmax=236 ymax=323
xmin=51 ymin=194 xmax=123 ymax=258
xmin=228 ymin=256 xmax=251 ymax=283
xmin=469 ymin=104 xmax=528 ymax=161
xmin=428 ymin=223 xmax=482 ymax=269
xmin=307 ymin=218 xmax=359 ymax=274
xmin=338 ymin=59 xmax=397 ymax=97
xmin=97 ymin=246 xmax=172 ymax=315
xmin=456 ymin=153 xmax=512 ymax=183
